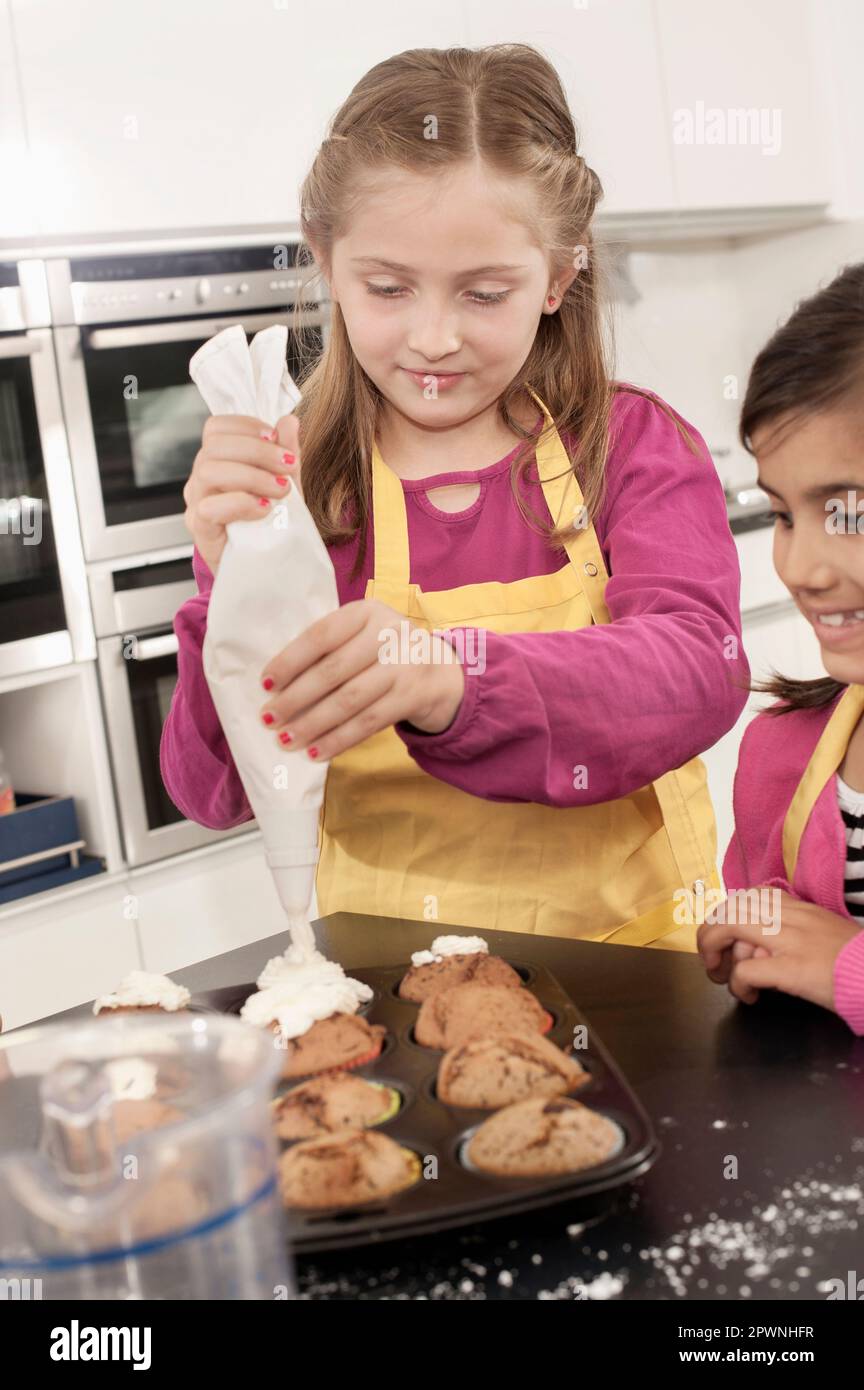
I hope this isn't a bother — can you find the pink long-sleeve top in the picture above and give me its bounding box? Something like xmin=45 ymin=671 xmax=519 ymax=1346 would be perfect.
xmin=722 ymin=692 xmax=864 ymax=1036
xmin=160 ymin=384 xmax=750 ymax=842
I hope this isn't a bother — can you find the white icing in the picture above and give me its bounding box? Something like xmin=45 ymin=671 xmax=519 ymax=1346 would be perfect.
xmin=256 ymin=941 xmax=328 ymax=989
xmin=410 ymin=935 xmax=489 ymax=968
xmin=93 ymin=970 xmax=191 ymax=1014
xmin=104 ymin=1057 xmax=159 ymax=1101
xmin=241 ymin=958 xmax=372 ymax=1041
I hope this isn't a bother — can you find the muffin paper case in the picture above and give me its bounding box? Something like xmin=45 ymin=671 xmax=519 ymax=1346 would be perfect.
xmin=190 ymin=325 xmax=339 ymax=957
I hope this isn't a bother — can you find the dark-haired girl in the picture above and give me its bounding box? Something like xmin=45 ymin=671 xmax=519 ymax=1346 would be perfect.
xmin=699 ymin=262 xmax=864 ymax=1033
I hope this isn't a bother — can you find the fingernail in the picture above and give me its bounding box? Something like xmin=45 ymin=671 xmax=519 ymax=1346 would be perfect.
xmin=258 ymin=497 xmax=270 ymax=507
xmin=259 ymin=429 xmax=273 ymax=440
xmin=307 ymin=746 xmax=319 ymax=759
xmin=279 ymin=731 xmax=293 ymax=745
xmin=281 ymin=452 xmax=296 ymax=466
xmin=275 ymin=475 xmax=288 ymax=487
xmin=261 ymin=677 xmax=274 ymax=690
xmin=261 ymin=712 xmax=275 ymax=726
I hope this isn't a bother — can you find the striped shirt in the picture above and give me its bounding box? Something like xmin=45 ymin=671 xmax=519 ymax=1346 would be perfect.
xmin=837 ymin=773 xmax=864 ymax=919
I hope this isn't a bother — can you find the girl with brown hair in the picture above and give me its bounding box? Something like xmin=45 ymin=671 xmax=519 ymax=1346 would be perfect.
xmin=165 ymin=44 xmax=748 ymax=946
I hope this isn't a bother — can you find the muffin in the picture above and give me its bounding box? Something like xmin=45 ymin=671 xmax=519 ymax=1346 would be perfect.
xmin=465 ymin=1096 xmax=622 ymax=1177
xmin=240 ymin=970 xmax=381 ymax=1080
xmin=437 ymin=1032 xmax=589 ymax=1109
xmin=93 ymin=971 xmax=191 ymax=1016
xmin=400 ymin=954 xmax=521 ymax=1003
xmin=270 ymin=1013 xmax=386 ymax=1080
xmin=415 ymin=983 xmax=553 ymax=1050
xmin=272 ymin=1073 xmax=400 ymax=1140
xmin=278 ymin=1129 xmax=420 ymax=1210
xmin=398 ymin=934 xmax=521 ymax=1002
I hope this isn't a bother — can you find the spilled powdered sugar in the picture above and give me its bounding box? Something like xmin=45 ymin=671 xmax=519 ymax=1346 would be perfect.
xmin=295 ymin=1158 xmax=864 ymax=1301
xmin=632 ymin=1176 xmax=864 ymax=1298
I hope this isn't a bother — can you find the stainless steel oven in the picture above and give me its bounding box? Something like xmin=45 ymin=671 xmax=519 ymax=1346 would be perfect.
xmin=44 ymin=238 xmax=328 ymax=561
xmin=0 ymin=260 xmax=93 ymax=677
xmin=90 ymin=546 xmax=257 ymax=865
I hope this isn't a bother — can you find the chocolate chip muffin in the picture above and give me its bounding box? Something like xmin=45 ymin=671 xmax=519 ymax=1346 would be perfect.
xmin=415 ymin=983 xmax=552 ymax=1050
xmin=465 ymin=1095 xmax=622 ymax=1177
xmin=278 ymin=1129 xmax=421 ymax=1209
xmin=399 ymin=952 xmax=522 ymax=1003
xmin=272 ymin=1074 xmax=400 ymax=1140
xmin=270 ymin=1013 xmax=386 ymax=1080
xmin=437 ymin=1032 xmax=589 ymax=1109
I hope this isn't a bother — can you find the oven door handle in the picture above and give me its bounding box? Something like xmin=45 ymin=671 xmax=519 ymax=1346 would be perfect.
xmin=128 ymin=633 xmax=179 ymax=660
xmin=0 ymin=335 xmax=43 ymax=359
xmin=85 ymin=307 xmax=326 ymax=351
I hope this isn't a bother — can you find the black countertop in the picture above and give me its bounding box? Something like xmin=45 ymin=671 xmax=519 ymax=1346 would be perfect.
xmin=163 ymin=912 xmax=864 ymax=1302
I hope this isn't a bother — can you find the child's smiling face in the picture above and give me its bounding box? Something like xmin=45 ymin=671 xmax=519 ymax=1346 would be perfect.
xmin=322 ymin=159 xmax=573 ymax=428
xmin=755 ymin=403 xmax=864 ymax=684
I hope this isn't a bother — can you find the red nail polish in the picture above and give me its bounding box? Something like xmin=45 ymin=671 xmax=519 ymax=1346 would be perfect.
xmin=275 ymin=475 xmax=288 ymax=486
xmin=279 ymin=731 xmax=293 ymax=745
xmin=281 ymin=452 xmax=296 ymax=466
xmin=258 ymin=497 xmax=270 ymax=507
xmin=262 ymin=677 xmax=274 ymax=690
xmin=261 ymin=712 xmax=275 ymax=725
xmin=307 ymin=746 xmax=319 ymax=759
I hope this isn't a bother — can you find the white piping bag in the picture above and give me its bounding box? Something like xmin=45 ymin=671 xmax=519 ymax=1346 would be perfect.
xmin=191 ymin=324 xmax=339 ymax=960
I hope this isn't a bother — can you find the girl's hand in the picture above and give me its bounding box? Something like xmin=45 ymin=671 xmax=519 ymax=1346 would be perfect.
xmin=182 ymin=412 xmax=301 ymax=574
xmin=258 ymin=599 xmax=466 ymax=761
xmin=697 ymin=890 xmax=860 ymax=1013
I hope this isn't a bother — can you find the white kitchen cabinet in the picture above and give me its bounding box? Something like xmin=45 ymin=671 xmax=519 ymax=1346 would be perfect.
xmin=130 ymin=833 xmax=290 ymax=978
xmin=465 ymin=0 xmax=678 ymax=215
xmin=0 ymin=0 xmax=36 ymax=238
xmin=0 ymin=872 xmax=139 ymax=1030
xmin=655 ymin=0 xmax=831 ymax=212
xmin=5 ymin=0 xmax=838 ymax=241
xmin=9 ymin=0 xmax=467 ymax=239
xmin=0 ymin=832 xmax=294 ymax=1028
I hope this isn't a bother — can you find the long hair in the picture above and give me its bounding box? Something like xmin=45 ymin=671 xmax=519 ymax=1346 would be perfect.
xmin=286 ymin=43 xmax=696 ymax=581
xmin=739 ymin=261 xmax=864 ymax=715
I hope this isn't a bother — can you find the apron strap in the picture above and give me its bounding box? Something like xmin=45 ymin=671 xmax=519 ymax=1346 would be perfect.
xmin=782 ymin=683 xmax=864 ymax=884
xmin=371 ymin=439 xmax=412 ymax=586
xmin=525 ymin=386 xmax=612 ymax=624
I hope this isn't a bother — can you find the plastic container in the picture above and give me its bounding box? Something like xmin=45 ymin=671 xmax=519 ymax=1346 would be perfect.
xmin=0 ymin=1013 xmax=292 ymax=1299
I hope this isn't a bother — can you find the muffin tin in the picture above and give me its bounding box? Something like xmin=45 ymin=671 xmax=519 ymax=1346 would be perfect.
xmin=197 ymin=958 xmax=660 ymax=1253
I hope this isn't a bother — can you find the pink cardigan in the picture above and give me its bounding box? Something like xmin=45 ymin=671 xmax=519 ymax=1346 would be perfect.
xmin=723 ymin=690 xmax=864 ymax=1035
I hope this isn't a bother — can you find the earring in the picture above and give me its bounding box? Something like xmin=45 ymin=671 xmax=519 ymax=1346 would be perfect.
xmin=547 ymin=294 xmax=557 ymax=307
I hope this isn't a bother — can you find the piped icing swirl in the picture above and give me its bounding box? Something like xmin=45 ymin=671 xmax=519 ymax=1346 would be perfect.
xmin=410 ymin=934 xmax=489 ymax=968
xmin=93 ymin=970 xmax=191 ymax=1014
xmin=241 ymin=957 xmax=372 ymax=1041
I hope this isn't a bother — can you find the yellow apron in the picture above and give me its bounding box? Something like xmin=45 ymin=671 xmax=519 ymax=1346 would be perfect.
xmin=316 ymin=389 xmax=721 ymax=949
xmin=782 ymin=682 xmax=864 ymax=883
